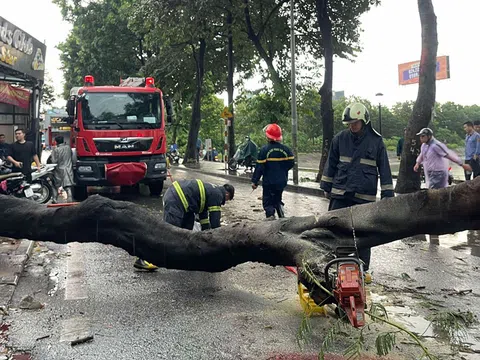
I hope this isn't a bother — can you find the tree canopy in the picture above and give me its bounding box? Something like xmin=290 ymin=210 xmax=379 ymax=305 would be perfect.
xmin=54 ymin=0 xmax=385 ymax=160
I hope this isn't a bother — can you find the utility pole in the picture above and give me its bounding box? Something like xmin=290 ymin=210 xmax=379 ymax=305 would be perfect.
xmin=376 ymin=92 xmax=383 ymax=135
xmin=290 ymin=0 xmax=299 ymax=185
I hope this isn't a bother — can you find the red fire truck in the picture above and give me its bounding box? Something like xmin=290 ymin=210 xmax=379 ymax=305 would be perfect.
xmin=65 ymin=75 xmax=172 ymax=200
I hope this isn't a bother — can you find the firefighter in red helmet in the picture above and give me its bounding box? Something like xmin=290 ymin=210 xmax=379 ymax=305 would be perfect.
xmin=251 ymin=124 xmax=294 ymax=219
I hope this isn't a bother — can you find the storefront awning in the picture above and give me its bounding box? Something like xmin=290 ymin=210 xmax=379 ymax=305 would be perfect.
xmin=0 ymin=81 xmax=30 ymax=108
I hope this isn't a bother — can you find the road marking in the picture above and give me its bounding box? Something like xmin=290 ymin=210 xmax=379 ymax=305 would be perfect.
xmin=65 ymin=243 xmax=88 ymax=300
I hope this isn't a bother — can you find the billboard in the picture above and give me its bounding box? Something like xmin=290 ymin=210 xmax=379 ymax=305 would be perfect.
xmin=0 ymin=17 xmax=46 ymax=80
xmin=398 ymin=55 xmax=450 ymax=85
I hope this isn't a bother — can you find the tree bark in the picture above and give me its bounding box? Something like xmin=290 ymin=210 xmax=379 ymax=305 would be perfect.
xmin=1 ymin=179 xmax=480 ymax=274
xmin=227 ymin=7 xmax=236 ymax=158
xmin=395 ymin=0 xmax=438 ymax=193
xmin=314 ymin=0 xmax=334 ymax=182
xmin=183 ymin=39 xmax=207 ymax=164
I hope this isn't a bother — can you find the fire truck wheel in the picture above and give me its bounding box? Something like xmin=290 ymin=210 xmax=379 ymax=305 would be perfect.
xmin=73 ymin=186 xmax=88 ymax=201
xmin=149 ymin=181 xmax=164 ymax=197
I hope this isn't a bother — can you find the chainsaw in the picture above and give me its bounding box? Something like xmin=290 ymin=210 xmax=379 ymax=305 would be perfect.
xmin=323 ymin=246 xmax=366 ymax=328
xmin=287 ymin=245 xmax=366 ymax=328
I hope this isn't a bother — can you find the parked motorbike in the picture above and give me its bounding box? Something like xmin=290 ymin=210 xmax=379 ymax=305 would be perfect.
xmin=167 ymin=150 xmax=181 ymax=166
xmin=0 ymin=156 xmax=12 ymax=175
xmin=228 ymin=137 xmax=258 ymax=172
xmin=0 ymin=159 xmax=33 ymax=199
xmin=30 ymin=164 xmax=57 ymax=204
xmin=0 ymin=173 xmax=34 ymax=199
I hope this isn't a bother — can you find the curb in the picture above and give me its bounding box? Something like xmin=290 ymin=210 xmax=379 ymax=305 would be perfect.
xmin=174 ymin=166 xmax=326 ymax=198
xmin=0 ymin=239 xmax=35 ymax=314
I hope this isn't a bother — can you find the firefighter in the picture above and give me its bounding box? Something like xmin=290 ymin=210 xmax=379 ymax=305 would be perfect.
xmin=320 ymin=103 xmax=394 ymax=282
xmin=133 ymin=179 xmax=235 ymax=270
xmin=251 ymin=124 xmax=294 ymax=220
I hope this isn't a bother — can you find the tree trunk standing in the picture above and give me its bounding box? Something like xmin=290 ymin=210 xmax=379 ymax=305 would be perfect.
xmin=184 ymin=39 xmax=207 ymax=164
xmin=395 ymin=0 xmax=438 ymax=193
xmin=314 ymin=0 xmax=334 ymax=182
xmin=170 ymin=94 xmax=183 ymax=145
xmin=227 ymin=8 xmax=236 ymax=157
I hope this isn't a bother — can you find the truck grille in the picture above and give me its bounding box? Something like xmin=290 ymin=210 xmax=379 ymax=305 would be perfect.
xmin=93 ymin=137 xmax=153 ymax=153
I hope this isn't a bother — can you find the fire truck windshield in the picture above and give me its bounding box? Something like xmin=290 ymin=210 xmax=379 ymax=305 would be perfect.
xmin=81 ymin=92 xmax=161 ymax=129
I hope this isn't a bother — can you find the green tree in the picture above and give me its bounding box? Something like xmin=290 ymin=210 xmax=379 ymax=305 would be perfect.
xmin=298 ymin=88 xmax=322 ymax=144
xmin=55 ymin=0 xmax=144 ymax=98
xmin=312 ymin=0 xmax=380 ymax=181
xmin=42 ymin=81 xmax=56 ymax=108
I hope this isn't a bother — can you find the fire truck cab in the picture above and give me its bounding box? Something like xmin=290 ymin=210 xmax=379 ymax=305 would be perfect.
xmin=65 ymin=75 xmax=172 ymax=200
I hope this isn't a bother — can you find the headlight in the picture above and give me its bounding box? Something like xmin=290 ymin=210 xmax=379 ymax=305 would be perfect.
xmin=154 ymin=163 xmax=166 ymax=170
xmin=78 ymin=166 xmax=93 ymax=173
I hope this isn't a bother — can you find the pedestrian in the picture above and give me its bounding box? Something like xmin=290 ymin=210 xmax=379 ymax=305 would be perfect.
xmin=0 ymin=134 xmax=11 ymax=159
xmin=251 ymin=124 xmax=294 ymax=220
xmin=474 ymin=120 xmax=480 ymax=133
xmin=320 ymin=103 xmax=394 ymax=283
xmin=397 ymin=128 xmax=406 ymax=160
xmin=414 ymin=128 xmax=471 ymax=189
xmin=463 ymin=121 xmax=480 ymax=180
xmin=7 ymin=128 xmax=41 ymax=182
xmin=133 ymin=180 xmax=235 ymax=270
xmin=49 ymin=136 xmax=74 ymax=203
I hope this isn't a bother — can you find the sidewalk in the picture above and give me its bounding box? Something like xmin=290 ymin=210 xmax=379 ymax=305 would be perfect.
xmin=176 ymin=161 xmax=326 ymax=197
xmin=0 ymin=238 xmax=34 ymax=313
xmin=176 ymin=161 xmax=404 ymax=198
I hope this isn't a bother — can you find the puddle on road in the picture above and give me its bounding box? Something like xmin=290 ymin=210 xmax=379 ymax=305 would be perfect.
xmin=369 ymin=290 xmax=480 ymax=358
xmin=383 ymin=305 xmax=434 ymax=337
xmin=437 ymin=230 xmax=480 ymax=257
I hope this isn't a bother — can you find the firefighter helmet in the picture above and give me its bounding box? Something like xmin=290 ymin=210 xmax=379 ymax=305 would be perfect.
xmin=264 ymin=123 xmax=283 ymax=141
xmin=343 ymin=103 xmax=370 ymax=125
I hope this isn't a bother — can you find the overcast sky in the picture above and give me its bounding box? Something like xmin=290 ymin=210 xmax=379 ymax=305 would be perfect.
xmin=2 ymin=0 xmax=478 ymax=108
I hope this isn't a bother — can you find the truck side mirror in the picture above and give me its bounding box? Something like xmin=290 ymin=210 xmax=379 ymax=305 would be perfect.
xmin=164 ymin=97 xmax=174 ymax=125
xmin=66 ymin=98 xmax=75 ymax=116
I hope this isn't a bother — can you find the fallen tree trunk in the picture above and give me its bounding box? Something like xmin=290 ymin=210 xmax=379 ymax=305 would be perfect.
xmin=1 ymin=179 xmax=479 ymax=275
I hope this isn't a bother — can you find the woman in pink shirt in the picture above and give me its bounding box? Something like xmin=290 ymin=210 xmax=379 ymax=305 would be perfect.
xmin=414 ymin=128 xmax=471 ymax=189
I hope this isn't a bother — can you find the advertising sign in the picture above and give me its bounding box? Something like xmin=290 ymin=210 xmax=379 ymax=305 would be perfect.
xmin=0 ymin=16 xmax=46 ymax=80
xmin=398 ymin=55 xmax=450 ymax=85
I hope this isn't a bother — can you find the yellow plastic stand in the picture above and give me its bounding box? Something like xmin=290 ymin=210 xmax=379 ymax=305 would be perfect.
xmin=297 ymin=282 xmax=327 ymax=316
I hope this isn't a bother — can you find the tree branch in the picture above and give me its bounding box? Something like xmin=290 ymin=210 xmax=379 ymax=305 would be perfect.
xmin=257 ymin=0 xmax=290 ymax=40
xmin=1 ymin=179 xmax=479 ymax=273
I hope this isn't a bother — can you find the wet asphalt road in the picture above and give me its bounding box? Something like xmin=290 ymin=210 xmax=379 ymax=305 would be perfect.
xmin=4 ymin=169 xmax=332 ymax=360
xmin=4 ymin=168 xmax=480 ymax=359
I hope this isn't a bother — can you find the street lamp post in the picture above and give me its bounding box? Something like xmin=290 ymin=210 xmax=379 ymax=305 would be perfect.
xmin=290 ymin=0 xmax=299 ymax=185
xmin=375 ymin=92 xmax=383 ymax=135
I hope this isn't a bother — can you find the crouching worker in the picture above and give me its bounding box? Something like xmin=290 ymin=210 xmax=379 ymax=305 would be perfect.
xmin=133 ymin=180 xmax=235 ymax=270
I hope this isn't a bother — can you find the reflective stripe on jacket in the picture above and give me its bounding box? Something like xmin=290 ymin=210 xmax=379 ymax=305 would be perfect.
xmin=320 ymin=126 xmax=394 ymax=203
xmin=251 ymin=141 xmax=294 ymax=187
xmin=168 ymin=179 xmax=226 ymax=230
